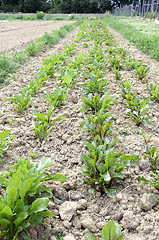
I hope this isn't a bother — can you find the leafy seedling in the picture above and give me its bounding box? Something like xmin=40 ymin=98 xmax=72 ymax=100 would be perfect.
xmin=85 ymin=221 xmax=127 ymax=240
xmin=135 ymin=65 xmax=150 ymax=82
xmin=6 ymin=92 xmax=33 ymax=114
xmin=0 ymin=130 xmax=16 ymax=160
xmin=32 ymin=108 xmax=66 ymax=142
xmin=43 ymin=87 xmax=67 ymax=109
xmin=0 ymin=157 xmax=70 ymax=240
xmin=147 ymin=82 xmax=159 ymax=102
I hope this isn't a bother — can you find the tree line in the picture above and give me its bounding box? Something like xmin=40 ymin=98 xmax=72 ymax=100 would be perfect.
xmin=0 ymin=0 xmax=138 ymax=13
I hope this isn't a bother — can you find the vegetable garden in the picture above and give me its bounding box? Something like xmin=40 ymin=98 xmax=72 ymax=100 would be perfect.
xmin=0 ymin=17 xmax=159 ymax=240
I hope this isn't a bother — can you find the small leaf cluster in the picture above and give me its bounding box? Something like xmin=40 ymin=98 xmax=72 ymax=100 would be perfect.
xmin=32 ymin=107 xmax=66 ymax=142
xmin=0 ymin=157 xmax=70 ymax=239
xmin=85 ymin=221 xmax=127 ymax=240
xmin=134 ymin=65 xmax=150 ymax=82
xmin=147 ymin=82 xmax=159 ymax=102
xmin=124 ymin=95 xmax=150 ymax=127
xmin=0 ymin=130 xmax=16 ymax=160
xmin=138 ymin=133 xmax=159 ymax=206
xmin=118 ymin=80 xmax=150 ymax=127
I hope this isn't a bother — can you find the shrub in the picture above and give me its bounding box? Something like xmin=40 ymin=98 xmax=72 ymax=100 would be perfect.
xmin=36 ymin=11 xmax=45 ymax=19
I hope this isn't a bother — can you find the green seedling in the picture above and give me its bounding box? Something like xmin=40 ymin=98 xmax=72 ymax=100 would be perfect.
xmin=142 ymin=132 xmax=159 ymax=171
xmin=43 ymin=87 xmax=67 ymax=109
xmin=123 ymin=92 xmax=136 ymax=110
xmin=32 ymin=108 xmax=66 ymax=142
xmin=0 ymin=157 xmax=70 ymax=240
xmin=24 ymin=79 xmax=44 ymax=97
xmin=6 ymin=92 xmax=33 ymax=114
xmin=29 ymin=148 xmax=39 ymax=159
xmin=108 ymin=54 xmax=123 ymax=70
xmin=125 ymin=96 xmax=150 ymax=127
xmin=138 ymin=172 xmax=159 ymax=204
xmin=135 ymin=65 xmax=150 ymax=82
xmin=80 ymin=75 xmax=107 ymax=96
xmin=147 ymin=82 xmax=159 ymax=102
xmin=42 ymin=53 xmax=67 ymax=77
xmin=113 ymin=69 xmax=122 ymax=80
xmin=0 ymin=130 xmax=16 ymax=160
xmin=119 ymin=80 xmax=133 ymax=98
xmin=85 ymin=221 xmax=127 ymax=240
xmin=125 ymin=57 xmax=138 ymax=71
xmin=25 ymin=41 xmax=43 ymax=56
xmin=81 ymin=111 xmax=113 ymax=140
xmin=80 ymin=92 xmax=116 ymax=114
xmin=81 ymin=143 xmax=140 ymax=196
xmin=59 ymin=74 xmax=73 ymax=89
xmin=63 ymin=44 xmax=77 ymax=55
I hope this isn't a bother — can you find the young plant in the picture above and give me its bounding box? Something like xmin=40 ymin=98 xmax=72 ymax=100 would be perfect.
xmin=6 ymin=91 xmax=33 ymax=114
xmin=119 ymin=80 xmax=133 ymax=99
xmin=147 ymin=82 xmax=159 ymax=102
xmin=0 ymin=130 xmax=16 ymax=159
xmin=25 ymin=42 xmax=43 ymax=56
xmin=81 ymin=140 xmax=140 ymax=197
xmin=142 ymin=133 xmax=159 ymax=171
xmin=113 ymin=69 xmax=122 ymax=80
xmin=85 ymin=221 xmax=127 ymax=240
xmin=134 ymin=65 xmax=150 ymax=82
xmin=0 ymin=157 xmax=70 ymax=240
xmin=32 ymin=108 xmax=66 ymax=142
xmin=138 ymin=172 xmax=159 ymax=204
xmin=80 ymin=92 xmax=116 ymax=114
xmin=81 ymin=111 xmax=113 ymax=140
xmin=80 ymin=74 xmax=107 ymax=96
xmin=108 ymin=54 xmax=123 ymax=70
xmin=63 ymin=44 xmax=77 ymax=56
xmin=125 ymin=96 xmax=150 ymax=127
xmin=43 ymin=87 xmax=67 ymax=109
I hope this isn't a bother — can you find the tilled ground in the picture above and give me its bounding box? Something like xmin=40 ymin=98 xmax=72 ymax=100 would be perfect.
xmin=0 ymin=20 xmax=73 ymax=55
xmin=0 ymin=22 xmax=159 ymax=240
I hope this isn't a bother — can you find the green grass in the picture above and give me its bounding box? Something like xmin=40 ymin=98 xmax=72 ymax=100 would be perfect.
xmin=0 ymin=13 xmax=83 ymax=21
xmin=104 ymin=15 xmax=159 ymax=61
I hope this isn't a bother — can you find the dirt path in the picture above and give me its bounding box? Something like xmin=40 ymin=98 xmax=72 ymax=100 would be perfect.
xmin=0 ymin=20 xmax=73 ymax=54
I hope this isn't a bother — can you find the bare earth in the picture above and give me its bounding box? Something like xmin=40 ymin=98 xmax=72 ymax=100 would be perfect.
xmin=0 ymin=22 xmax=159 ymax=240
xmin=0 ymin=20 xmax=73 ymax=54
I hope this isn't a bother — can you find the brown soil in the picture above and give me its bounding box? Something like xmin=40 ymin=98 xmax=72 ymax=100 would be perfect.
xmin=0 ymin=22 xmax=159 ymax=240
xmin=0 ymin=20 xmax=73 ymax=55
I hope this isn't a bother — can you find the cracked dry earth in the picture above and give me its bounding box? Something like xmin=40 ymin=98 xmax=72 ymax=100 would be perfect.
xmin=0 ymin=22 xmax=159 ymax=240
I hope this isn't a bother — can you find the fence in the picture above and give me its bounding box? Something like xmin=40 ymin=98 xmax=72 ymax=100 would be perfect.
xmin=113 ymin=0 xmax=159 ymax=19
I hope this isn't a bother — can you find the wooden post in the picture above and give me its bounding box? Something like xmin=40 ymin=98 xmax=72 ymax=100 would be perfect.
xmin=150 ymin=0 xmax=155 ymax=19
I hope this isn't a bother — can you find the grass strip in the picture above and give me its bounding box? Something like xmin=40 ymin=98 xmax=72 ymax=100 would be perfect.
xmin=104 ymin=15 xmax=159 ymax=61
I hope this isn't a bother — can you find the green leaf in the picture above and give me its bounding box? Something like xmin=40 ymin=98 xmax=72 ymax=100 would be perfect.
xmin=6 ymin=186 xmax=18 ymax=208
xmin=19 ymin=178 xmax=34 ymax=200
xmin=0 ymin=206 xmax=13 ymax=217
xmin=29 ymin=197 xmax=49 ymax=214
xmin=0 ymin=218 xmax=10 ymax=229
xmin=102 ymin=221 xmax=116 ymax=240
xmin=37 ymin=157 xmax=52 ymax=173
xmin=0 ymin=130 xmax=11 ymax=143
xmin=103 ymin=172 xmax=111 ymax=183
xmin=51 ymin=174 xmax=71 ymax=183
xmin=14 ymin=212 xmax=28 ymax=227
xmin=85 ymin=232 xmax=97 ymax=240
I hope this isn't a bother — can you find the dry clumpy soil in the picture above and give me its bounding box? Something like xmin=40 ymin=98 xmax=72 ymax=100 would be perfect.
xmin=0 ymin=20 xmax=73 ymax=55
xmin=0 ymin=23 xmax=159 ymax=240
